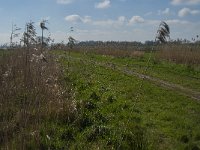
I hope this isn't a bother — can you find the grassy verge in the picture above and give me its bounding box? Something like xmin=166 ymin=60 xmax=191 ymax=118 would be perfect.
xmin=51 ymin=50 xmax=200 ymax=149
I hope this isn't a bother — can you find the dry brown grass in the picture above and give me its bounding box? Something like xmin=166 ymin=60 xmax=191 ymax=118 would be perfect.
xmin=90 ymin=49 xmax=144 ymax=58
xmin=155 ymin=44 xmax=200 ymax=65
xmin=73 ymin=45 xmax=145 ymax=58
xmin=0 ymin=48 xmax=75 ymax=149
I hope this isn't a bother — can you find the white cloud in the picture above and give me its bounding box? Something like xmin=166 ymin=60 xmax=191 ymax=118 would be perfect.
xmin=65 ymin=15 xmax=126 ymax=27
xmin=118 ymin=16 xmax=126 ymax=23
xmin=166 ymin=19 xmax=190 ymax=25
xmin=66 ymin=20 xmax=200 ymax=42
xmin=178 ymin=7 xmax=200 ymax=17
xmin=64 ymin=14 xmax=195 ymax=27
xmin=92 ymin=17 xmax=126 ymax=27
xmin=39 ymin=19 xmax=200 ymax=43
xmin=65 ymin=15 xmax=92 ymax=24
xmin=57 ymin=0 xmax=74 ymax=4
xmin=65 ymin=15 xmax=82 ymax=23
xmin=163 ymin=8 xmax=170 ymax=15
xmin=95 ymin=0 xmax=111 ymax=9
xmin=82 ymin=16 xmax=92 ymax=23
xmin=129 ymin=16 xmax=145 ymax=25
xmin=158 ymin=8 xmax=171 ymax=15
xmin=171 ymin=0 xmax=200 ymax=5
xmin=63 ymin=14 xmax=200 ymax=42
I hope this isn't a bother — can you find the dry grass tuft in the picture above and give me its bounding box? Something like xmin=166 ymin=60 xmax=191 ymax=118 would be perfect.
xmin=73 ymin=45 xmax=145 ymax=58
xmin=0 ymin=48 xmax=75 ymax=148
xmin=155 ymin=44 xmax=200 ymax=65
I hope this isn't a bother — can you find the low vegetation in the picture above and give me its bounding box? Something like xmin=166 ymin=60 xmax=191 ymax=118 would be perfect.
xmin=51 ymin=49 xmax=200 ymax=149
xmin=0 ymin=20 xmax=200 ymax=149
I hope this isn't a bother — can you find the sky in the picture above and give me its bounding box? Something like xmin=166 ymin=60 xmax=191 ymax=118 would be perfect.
xmin=0 ymin=0 xmax=200 ymax=44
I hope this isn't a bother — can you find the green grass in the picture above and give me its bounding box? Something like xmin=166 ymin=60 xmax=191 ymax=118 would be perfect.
xmin=44 ymin=50 xmax=200 ymax=149
xmin=68 ymin=51 xmax=200 ymax=92
xmin=0 ymin=49 xmax=11 ymax=57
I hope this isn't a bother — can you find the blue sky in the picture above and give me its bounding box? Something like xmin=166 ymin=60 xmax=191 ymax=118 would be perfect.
xmin=0 ymin=0 xmax=200 ymax=44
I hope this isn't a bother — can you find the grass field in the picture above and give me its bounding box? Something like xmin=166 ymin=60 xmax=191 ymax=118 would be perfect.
xmin=1 ymin=1 xmax=200 ymax=149
xmin=68 ymin=51 xmax=200 ymax=92
xmin=44 ymin=50 xmax=200 ymax=149
xmin=1 ymin=49 xmax=200 ymax=149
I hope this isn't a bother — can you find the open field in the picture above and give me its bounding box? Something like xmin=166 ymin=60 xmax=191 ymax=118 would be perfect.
xmin=66 ymin=49 xmax=200 ymax=93
xmin=1 ymin=48 xmax=200 ymax=149
xmin=53 ymin=50 xmax=200 ymax=149
xmin=1 ymin=0 xmax=200 ymax=149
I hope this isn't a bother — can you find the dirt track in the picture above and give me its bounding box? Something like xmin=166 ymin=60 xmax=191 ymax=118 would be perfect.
xmin=71 ymin=56 xmax=200 ymax=101
xmin=105 ymin=63 xmax=200 ymax=101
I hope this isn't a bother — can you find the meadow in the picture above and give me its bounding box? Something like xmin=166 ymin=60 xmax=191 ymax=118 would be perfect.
xmin=0 ymin=43 xmax=200 ymax=149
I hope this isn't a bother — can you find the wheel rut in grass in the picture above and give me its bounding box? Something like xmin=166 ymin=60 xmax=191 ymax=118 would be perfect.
xmin=106 ymin=63 xmax=200 ymax=101
xmin=122 ymin=67 xmax=200 ymax=101
xmin=71 ymin=56 xmax=200 ymax=101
